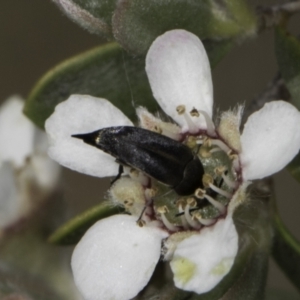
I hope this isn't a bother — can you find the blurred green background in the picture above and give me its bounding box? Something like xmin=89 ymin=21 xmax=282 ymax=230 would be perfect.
xmin=0 ymin=0 xmax=300 ymax=297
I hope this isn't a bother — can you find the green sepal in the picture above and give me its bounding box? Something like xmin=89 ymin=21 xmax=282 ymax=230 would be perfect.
xmin=112 ymin=0 xmax=256 ymax=55
xmin=271 ymin=213 xmax=300 ymax=293
xmin=24 ymin=42 xmax=157 ymax=128
xmin=275 ymin=26 xmax=300 ymax=109
xmin=48 ymin=201 xmax=124 ymax=245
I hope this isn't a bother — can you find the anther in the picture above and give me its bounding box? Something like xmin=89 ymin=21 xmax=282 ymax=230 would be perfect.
xmin=194 ymin=188 xmax=206 ymax=199
xmin=199 ymin=146 xmax=211 ymax=158
xmin=123 ymin=198 xmax=134 ymax=207
xmin=176 ymin=105 xmax=186 ymax=115
xmin=157 ymin=206 xmax=178 ymax=232
xmin=227 ymin=151 xmax=238 ymax=160
xmin=203 ymin=137 xmax=212 ymax=147
xmin=137 ymin=219 xmax=146 ymax=227
xmin=215 ymin=166 xmax=226 ymax=176
xmin=202 ymin=173 xmax=214 ymax=188
xmin=176 ymin=198 xmax=187 ymax=209
xmin=187 ymin=197 xmax=197 ymax=207
xmin=186 ymin=136 xmax=198 ymax=148
xmin=176 ymin=105 xmax=199 ymax=133
xmin=215 ymin=167 xmax=237 ymax=189
xmin=153 ymin=125 xmax=163 ymax=134
xmin=190 ymin=108 xmax=200 ymax=117
xmin=194 ymin=188 xmax=226 ymax=214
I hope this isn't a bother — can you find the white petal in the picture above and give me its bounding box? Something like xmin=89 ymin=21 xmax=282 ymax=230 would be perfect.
xmin=241 ymin=101 xmax=300 ymax=180
xmin=0 ymin=162 xmax=20 ymax=228
xmin=169 ymin=216 xmax=238 ymax=294
xmin=30 ymin=154 xmax=61 ymax=191
xmin=0 ymin=96 xmax=35 ymax=167
xmin=31 ymin=128 xmax=61 ymax=190
xmin=146 ymin=30 xmax=213 ymax=131
xmin=45 ymin=95 xmax=133 ymax=177
xmin=72 ymin=215 xmax=168 ymax=300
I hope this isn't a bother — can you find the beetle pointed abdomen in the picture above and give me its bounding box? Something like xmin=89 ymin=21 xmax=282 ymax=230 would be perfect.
xmin=72 ymin=132 xmax=100 ymax=147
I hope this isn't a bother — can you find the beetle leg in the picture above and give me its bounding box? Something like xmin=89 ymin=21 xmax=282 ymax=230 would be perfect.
xmin=110 ymin=164 xmax=124 ymax=185
xmin=135 ymin=187 xmax=156 ymax=224
xmin=136 ymin=204 xmax=149 ymax=225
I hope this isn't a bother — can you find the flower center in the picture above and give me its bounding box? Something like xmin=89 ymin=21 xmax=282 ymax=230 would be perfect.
xmin=109 ymin=114 xmax=242 ymax=233
xmin=152 ymin=134 xmax=240 ymax=232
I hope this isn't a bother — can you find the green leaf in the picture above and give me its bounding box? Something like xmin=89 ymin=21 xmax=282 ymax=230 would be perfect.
xmin=48 ymin=201 xmax=124 ymax=245
xmin=112 ymin=0 xmax=256 ymax=55
xmin=53 ymin=0 xmax=117 ymax=38
xmin=271 ymin=213 xmax=300 ymax=293
xmin=275 ymin=26 xmax=300 ymax=109
xmin=25 ymin=42 xmax=157 ymax=128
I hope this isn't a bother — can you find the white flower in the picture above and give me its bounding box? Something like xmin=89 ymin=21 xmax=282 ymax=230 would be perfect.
xmin=0 ymin=96 xmax=60 ymax=231
xmin=45 ymin=30 xmax=300 ymax=299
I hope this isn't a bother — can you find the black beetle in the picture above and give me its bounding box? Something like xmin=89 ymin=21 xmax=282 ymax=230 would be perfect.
xmin=72 ymin=126 xmax=204 ymax=196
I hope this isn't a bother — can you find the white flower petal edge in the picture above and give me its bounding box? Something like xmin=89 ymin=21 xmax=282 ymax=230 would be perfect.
xmin=240 ymin=101 xmax=300 ymax=181
xmin=0 ymin=162 xmax=19 ymax=228
xmin=0 ymin=96 xmax=35 ymax=167
xmin=45 ymin=95 xmax=133 ymax=177
xmin=146 ymin=30 xmax=213 ymax=131
xmin=32 ymin=128 xmax=61 ymax=190
xmin=72 ymin=215 xmax=169 ymax=300
xmin=170 ymin=215 xmax=238 ymax=294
